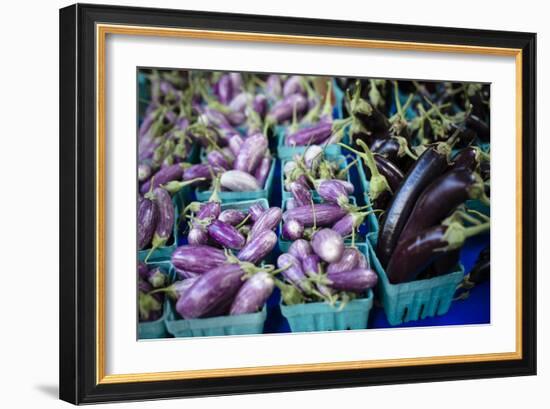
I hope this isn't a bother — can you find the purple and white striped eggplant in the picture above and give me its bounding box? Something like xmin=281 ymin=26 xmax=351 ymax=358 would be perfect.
xmin=229 ymin=271 xmax=274 ymax=315
xmin=138 ymin=163 xmax=152 ymax=182
xmin=171 ymin=245 xmax=227 ymax=274
xmin=254 ymin=156 xmax=271 ymax=188
xmin=218 ymin=209 xmax=246 ymax=226
xmin=285 ymin=198 xmax=298 ymax=210
xmin=145 ymin=266 xmax=168 ymax=288
xmin=229 ymin=92 xmax=250 ymax=112
xmin=176 ymin=263 xmax=246 ymax=319
xmin=301 ymin=254 xmax=321 ymax=277
xmin=267 ymin=94 xmax=308 ymax=124
xmin=168 ymin=277 xmax=200 ymax=300
xmin=187 ymin=226 xmax=208 ymax=245
xmin=207 ymin=220 xmax=246 ymax=250
xmin=247 ymin=202 xmax=266 ymax=222
xmin=277 ymin=253 xmax=313 ymax=293
xmin=357 ymin=251 xmax=369 ymax=269
xmin=138 ymin=197 xmax=158 ymax=250
xmin=174 ymin=266 xmax=199 ymax=280
xmin=289 ymin=180 xmax=312 ymax=207
xmin=237 ymin=230 xmax=277 ymax=264
xmin=249 ymin=207 xmax=282 ymax=239
xmin=253 ymin=94 xmax=268 ymax=118
xmin=304 ymin=145 xmax=324 ymax=169
xmin=282 ymin=218 xmax=304 ymax=241
xmin=283 ymin=203 xmax=348 ymax=227
xmin=285 ymin=122 xmax=332 ymax=147
xmin=146 ymin=187 xmax=174 ymax=256
xmin=265 ymin=74 xmax=283 ymax=99
xmin=220 ymin=170 xmax=261 ymax=192
xmin=229 ymin=73 xmax=243 ymax=93
xmin=183 ymin=164 xmax=217 ymax=181
xmin=311 ymin=228 xmax=344 ymax=263
xmin=234 ymin=132 xmax=268 ymax=174
xmin=283 ymin=75 xmax=306 ymax=97
xmin=226 ymin=110 xmax=246 ymax=126
xmin=196 ymin=201 xmax=222 ymax=221
xmin=140 ymin=163 xmax=184 ymax=194
xmin=316 ymin=179 xmax=349 ymax=207
xmin=327 ymin=248 xmax=361 ymax=274
xmin=214 ymin=74 xmax=234 ymax=105
xmin=327 ymin=268 xmax=378 ymax=292
xmin=331 ymin=211 xmax=367 ymax=238
xmin=207 ymin=150 xmax=232 ymax=170
xmin=228 ymin=134 xmax=244 ymax=157
xmin=288 ymin=239 xmax=313 ymax=261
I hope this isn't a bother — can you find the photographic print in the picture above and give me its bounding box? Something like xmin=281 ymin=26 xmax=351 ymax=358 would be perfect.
xmin=137 ymin=69 xmax=491 ymax=339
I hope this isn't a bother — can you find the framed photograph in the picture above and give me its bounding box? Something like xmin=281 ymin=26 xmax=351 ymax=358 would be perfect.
xmin=59 ymin=3 xmax=536 ymax=404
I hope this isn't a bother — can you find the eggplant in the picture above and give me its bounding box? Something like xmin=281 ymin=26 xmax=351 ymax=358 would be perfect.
xmin=282 ymin=218 xmax=304 ymax=241
xmin=147 ymin=187 xmax=174 ymax=256
xmin=283 ymin=203 xmax=348 ymax=227
xmin=234 ymin=132 xmax=268 ymax=173
xmin=301 ymin=254 xmax=321 ymax=277
xmin=327 ymin=268 xmax=378 ymax=292
xmin=137 ymin=198 xmax=158 ymax=250
xmin=286 ymin=122 xmax=332 ymax=146
xmin=214 ymin=74 xmax=234 ymax=104
xmin=466 ymin=114 xmax=490 ymax=141
xmin=283 ymin=75 xmax=305 ymax=97
xmin=267 ymin=94 xmax=308 ymax=124
xmin=399 ymin=169 xmax=488 ymax=242
xmin=220 ymin=170 xmax=261 ymax=192
xmin=266 ymin=74 xmax=283 ymax=99
xmin=377 ymin=143 xmax=451 ymax=266
xmin=237 ymin=230 xmax=277 ymax=264
xmin=287 ymin=239 xmax=313 ymax=261
xmin=331 ymin=211 xmax=369 ymax=238
xmin=450 ymin=146 xmax=484 ymax=172
xmin=311 ymin=228 xmax=344 ymax=263
xmin=138 ymin=163 xmax=152 ymax=182
xmin=255 ymin=156 xmax=272 ymax=187
xmin=431 ymin=249 xmax=460 ymax=276
xmin=229 ymin=271 xmax=274 ymax=315
xmin=315 ymin=179 xmax=349 ymax=207
xmin=218 ymin=209 xmax=246 ymax=226
xmin=188 ymin=226 xmax=208 ymax=245
xmin=137 ymin=261 xmax=149 ymax=280
xmin=386 ymin=221 xmax=489 ymax=284
xmin=207 ymin=150 xmax=232 ymax=170
xmin=183 ymin=163 xmax=217 ymax=181
xmin=304 ymin=145 xmax=324 ymax=169
xmin=176 ymin=263 xmax=246 ymax=319
xmin=207 ymin=220 xmax=246 ymax=249
xmin=248 ymin=202 xmax=266 ymax=222
xmin=144 ymin=266 xmax=168 ymax=288
xmin=228 ymin=134 xmax=244 ymax=157
xmin=327 ymin=248 xmax=361 ymax=274
xmin=140 ymin=163 xmax=184 ymax=194
xmin=289 ymin=180 xmax=312 ymax=207
xmin=171 ymin=245 xmax=227 ymax=274
xmin=277 ymin=253 xmax=314 ymax=293
xmin=196 ymin=201 xmax=222 ymax=220
xmin=249 ymin=207 xmax=282 ymax=239
xmin=253 ymin=94 xmax=268 ymax=118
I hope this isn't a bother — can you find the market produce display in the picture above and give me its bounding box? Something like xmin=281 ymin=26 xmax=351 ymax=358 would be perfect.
xmin=137 ymin=70 xmax=491 ymax=338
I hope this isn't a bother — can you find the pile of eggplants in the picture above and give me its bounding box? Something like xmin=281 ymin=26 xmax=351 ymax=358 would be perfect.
xmin=277 ymin=238 xmax=378 ymax=306
xmin=138 ymin=262 xmax=170 ymax=322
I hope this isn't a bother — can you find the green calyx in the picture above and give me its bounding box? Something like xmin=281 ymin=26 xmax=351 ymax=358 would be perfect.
xmin=139 ymin=292 xmax=162 ymax=321
xmin=161 ymin=177 xmax=206 ymax=195
xmin=441 ymin=221 xmax=490 ymax=251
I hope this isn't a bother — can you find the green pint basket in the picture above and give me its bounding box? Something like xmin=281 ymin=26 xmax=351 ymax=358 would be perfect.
xmin=165 ymin=304 xmax=267 ymax=337
xmin=281 ymin=290 xmax=374 ymax=332
xmin=366 ymin=242 xmax=464 ymax=326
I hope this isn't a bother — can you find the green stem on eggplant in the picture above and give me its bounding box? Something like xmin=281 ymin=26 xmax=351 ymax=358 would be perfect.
xmin=441 ymin=221 xmax=490 ymax=251
xmin=321 ymin=80 xmax=333 ymax=117
xmin=160 ymin=177 xmax=206 ymax=195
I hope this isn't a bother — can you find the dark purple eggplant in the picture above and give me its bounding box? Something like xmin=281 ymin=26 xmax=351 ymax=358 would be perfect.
xmin=171 ymin=245 xmax=227 ymax=274
xmin=218 ymin=209 xmax=246 ymax=226
xmin=327 ymin=268 xmax=378 ymax=292
xmin=431 ymin=249 xmax=460 ymax=276
xmin=386 ymin=221 xmax=489 ymax=284
xmin=137 ymin=261 xmax=149 ymax=280
xmin=138 ymin=198 xmax=159 ymax=250
xmin=176 ymin=263 xmax=246 ymax=319
xmin=229 ymin=271 xmax=274 ymax=315
xmin=311 ymin=228 xmax=344 ymax=263
xmin=282 ymin=218 xmax=304 ymax=241
xmin=237 ymin=230 xmax=277 ymax=264
xmin=283 ymin=203 xmax=348 ymax=227
xmin=466 ymin=114 xmax=490 ymax=141
xmin=377 ymin=143 xmax=451 ymax=266
xmin=399 ymin=169 xmax=488 ymax=242
xmin=450 ymin=146 xmax=486 ymax=172
xmin=249 ymin=207 xmax=282 ymax=239
xmin=207 ymin=220 xmax=246 ymax=249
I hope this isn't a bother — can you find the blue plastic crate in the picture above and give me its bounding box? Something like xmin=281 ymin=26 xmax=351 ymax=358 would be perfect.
xmin=278 ymin=196 xmax=361 ymax=253
xmin=366 ymin=241 xmax=464 ymax=326
xmin=194 ymin=158 xmax=276 ymax=203
xmin=281 ymin=291 xmax=374 ymax=333
xmin=165 ymin=303 xmax=267 ymax=337
xmin=281 ymin=154 xmax=352 ymax=202
xmin=138 ymin=260 xmax=174 ymax=339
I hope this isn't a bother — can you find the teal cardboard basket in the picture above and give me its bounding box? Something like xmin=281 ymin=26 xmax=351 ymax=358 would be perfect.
xmin=281 ymin=154 xmax=351 ymax=201
xmin=356 ymin=160 xmax=381 ymax=246
xmin=465 ymin=199 xmax=490 ymax=217
xmin=281 ymin=290 xmax=374 ymax=332
xmin=366 ymin=242 xmax=464 ymax=326
xmin=278 ymin=196 xmax=360 ymax=253
xmin=194 ymin=158 xmax=276 ymax=203
xmin=138 ymin=260 xmax=174 ymax=339
xmin=165 ymin=303 xmax=267 ymax=337
xmin=138 ymin=188 xmax=186 ymax=262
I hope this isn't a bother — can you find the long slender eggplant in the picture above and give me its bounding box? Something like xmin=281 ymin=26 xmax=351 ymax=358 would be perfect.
xmin=249 ymin=207 xmax=282 ymax=239
xmin=139 ymin=163 xmax=184 ymax=194
xmin=399 ymin=169 xmax=488 ymax=242
xmin=289 ymin=179 xmax=312 ymax=207
xmin=386 ymin=221 xmax=489 ymax=284
xmin=327 ymin=268 xmax=378 ymax=292
xmin=283 ymin=203 xmax=348 ymax=227
xmin=146 ymin=188 xmax=174 ymax=258
xmin=449 ymin=146 xmax=485 ymax=172
xmin=171 ymin=245 xmax=227 ymax=274
xmin=229 ymin=271 xmax=275 ymax=315
xmin=207 ymin=220 xmax=246 ymax=249
xmin=377 ymin=143 xmax=451 ymax=266
xmin=248 ymin=202 xmax=266 ymax=222
xmin=237 ymin=230 xmax=277 ymax=264
xmin=254 ymin=156 xmax=272 ymax=187
xmin=138 ymin=197 xmax=159 ymax=250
